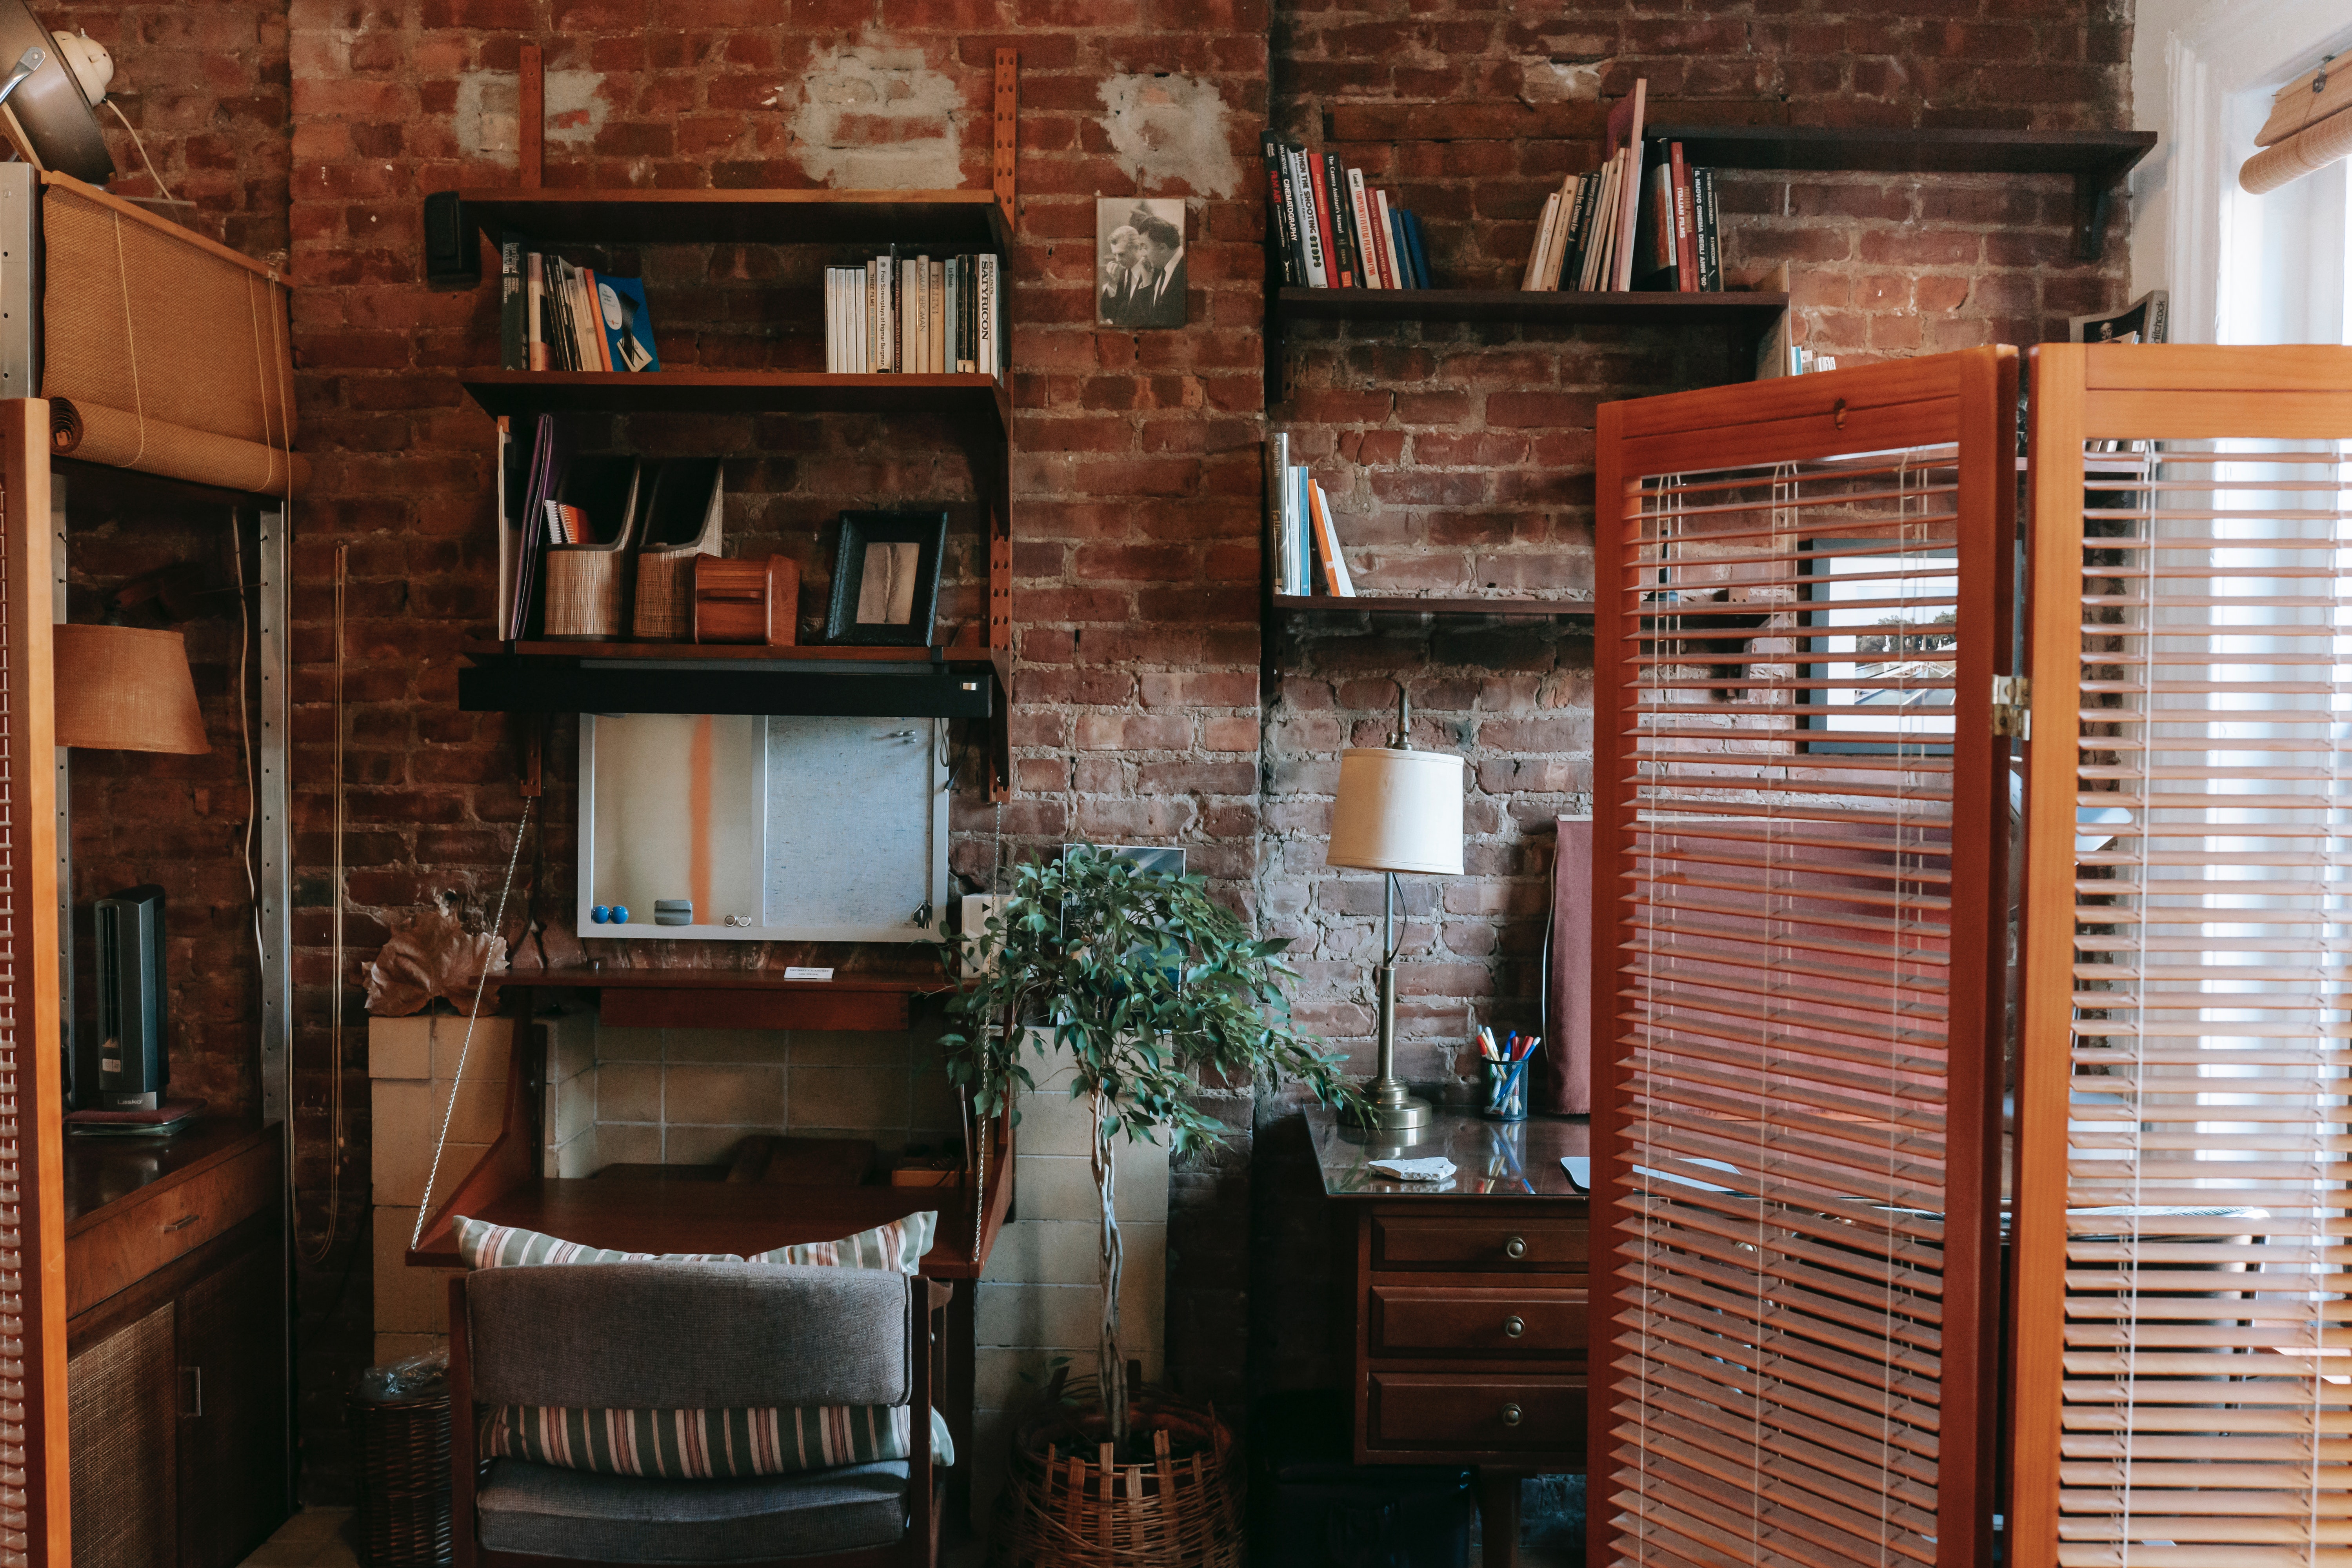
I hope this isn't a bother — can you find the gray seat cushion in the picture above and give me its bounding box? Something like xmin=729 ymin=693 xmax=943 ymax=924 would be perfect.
xmin=475 ymin=1456 xmax=908 ymax=1563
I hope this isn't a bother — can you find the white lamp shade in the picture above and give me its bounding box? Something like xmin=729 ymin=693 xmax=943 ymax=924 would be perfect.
xmin=1327 ymin=747 xmax=1465 ymax=875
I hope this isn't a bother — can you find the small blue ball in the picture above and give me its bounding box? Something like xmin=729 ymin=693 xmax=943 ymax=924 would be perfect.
xmin=611 ymin=905 xmax=630 ymax=924
xmin=590 ymin=905 xmax=611 ymax=924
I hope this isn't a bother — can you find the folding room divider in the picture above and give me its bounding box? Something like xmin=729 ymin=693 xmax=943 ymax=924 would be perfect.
xmin=1593 ymin=343 xmax=2352 ymax=1568
xmin=2010 ymin=344 xmax=2352 ymax=1568
xmin=1589 ymin=348 xmax=2020 ymax=1568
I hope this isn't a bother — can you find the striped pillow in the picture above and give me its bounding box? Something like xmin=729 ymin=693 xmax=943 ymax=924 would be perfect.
xmin=451 ymin=1212 xmax=938 ymax=1275
xmin=482 ymin=1403 xmax=956 ymax=1478
xmin=455 ymin=1210 xmax=948 ymax=1478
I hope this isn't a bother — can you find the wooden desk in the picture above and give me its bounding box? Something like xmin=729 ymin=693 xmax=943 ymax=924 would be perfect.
xmin=1312 ymin=1108 xmax=1589 ymax=1568
xmin=64 ymin=1118 xmax=289 ymax=1568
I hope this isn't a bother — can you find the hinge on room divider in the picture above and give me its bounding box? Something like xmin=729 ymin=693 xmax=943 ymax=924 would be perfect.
xmin=1992 ymin=674 xmax=2030 ymax=739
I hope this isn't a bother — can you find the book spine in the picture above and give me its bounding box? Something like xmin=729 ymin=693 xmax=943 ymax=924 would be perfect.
xmin=525 ymin=252 xmax=546 ymax=370
xmin=1614 ymin=84 xmax=1647 ymax=290
xmin=1521 ymin=190 xmax=1560 ymax=291
xmin=1266 ymin=432 xmax=1288 ymax=594
xmin=544 ymin=258 xmax=569 ymax=369
xmin=499 ymin=234 xmax=524 ymax=371
xmin=1316 ymin=154 xmax=1356 ymax=287
xmin=932 ymin=257 xmax=947 ymax=373
xmin=1288 ymin=145 xmax=1329 ymax=287
xmin=1347 ymin=169 xmax=1387 ymax=289
xmin=1647 ymin=156 xmax=1675 ymax=285
xmin=1387 ymin=204 xmax=1415 ymax=290
xmin=1695 ymin=168 xmax=1719 ymax=291
xmin=1560 ymin=176 xmax=1592 ymax=291
xmin=976 ymin=252 xmax=998 ymax=383
xmin=1402 ymin=209 xmax=1432 ymax=292
xmin=1262 ymin=133 xmax=1301 ymax=287
xmin=1670 ymin=142 xmax=1697 ymax=292
xmin=1370 ymin=186 xmax=1401 ymax=290
xmin=1309 ymin=480 xmax=1341 ymax=595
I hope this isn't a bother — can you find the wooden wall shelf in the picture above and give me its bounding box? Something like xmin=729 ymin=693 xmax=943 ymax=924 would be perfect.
xmin=1272 ymin=286 xmax=1789 ymax=335
xmin=1271 ymin=592 xmax=1595 ymax=621
xmin=462 ymin=640 xmax=994 ymax=665
xmin=1646 ymin=124 xmax=2158 ymax=260
xmin=457 ymin=644 xmax=1000 ymax=718
xmin=459 ymin=370 xmax=1011 ymax=434
xmin=456 ymin=187 xmax=1011 ymax=251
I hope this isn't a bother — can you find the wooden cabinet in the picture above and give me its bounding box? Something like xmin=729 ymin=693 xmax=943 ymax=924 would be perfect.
xmin=63 ymin=1123 xmax=288 ymax=1568
xmin=1315 ymin=1110 xmax=1589 ymax=1568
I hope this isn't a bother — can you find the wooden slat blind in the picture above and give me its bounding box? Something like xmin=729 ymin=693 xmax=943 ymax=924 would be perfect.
xmin=0 ymin=402 xmax=66 ymax=1564
xmin=2013 ymin=344 xmax=2352 ymax=1568
xmin=1592 ymin=349 xmax=2017 ymax=1568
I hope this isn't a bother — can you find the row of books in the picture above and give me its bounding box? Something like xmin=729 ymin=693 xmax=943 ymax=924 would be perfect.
xmin=1260 ymin=133 xmax=1433 ymax=291
xmin=822 ymin=252 xmax=1003 ymax=379
xmin=497 ymin=240 xmax=660 ymax=372
xmin=1265 ymin=435 xmax=1358 ymax=598
xmin=1516 ymin=80 xmax=1730 ymax=295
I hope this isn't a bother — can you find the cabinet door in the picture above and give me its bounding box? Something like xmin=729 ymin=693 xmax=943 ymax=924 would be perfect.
xmin=175 ymin=1230 xmax=287 ymax=1568
xmin=66 ymin=1303 xmax=177 ymax=1568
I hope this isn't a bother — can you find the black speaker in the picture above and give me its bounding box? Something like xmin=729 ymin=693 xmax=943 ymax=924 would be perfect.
xmin=423 ymin=191 xmax=481 ymax=291
xmin=92 ymin=885 xmax=168 ymax=1111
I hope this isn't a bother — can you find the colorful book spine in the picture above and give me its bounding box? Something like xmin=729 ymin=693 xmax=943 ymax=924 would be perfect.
xmin=1262 ymin=132 xmax=1302 ymax=286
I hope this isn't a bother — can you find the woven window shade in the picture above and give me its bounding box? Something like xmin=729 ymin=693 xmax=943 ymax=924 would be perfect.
xmin=38 ymin=174 xmax=302 ymax=498
xmin=2012 ymin=343 xmax=2352 ymax=1568
xmin=1591 ymin=349 xmax=2017 ymax=1568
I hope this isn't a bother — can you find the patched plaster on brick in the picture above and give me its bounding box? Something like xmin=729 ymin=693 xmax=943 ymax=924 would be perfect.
xmin=1096 ymin=73 xmax=1242 ymax=198
xmin=455 ymin=68 xmax=605 ymax=156
xmin=787 ymin=43 xmax=963 ymax=189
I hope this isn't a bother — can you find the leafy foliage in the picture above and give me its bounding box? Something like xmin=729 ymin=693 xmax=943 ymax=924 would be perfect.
xmin=937 ymin=846 xmax=1361 ymax=1153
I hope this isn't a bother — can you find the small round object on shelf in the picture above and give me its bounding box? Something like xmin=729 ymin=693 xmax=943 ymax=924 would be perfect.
xmin=1500 ymin=1403 xmax=1523 ymax=1427
xmin=590 ymin=905 xmax=611 ymax=924
xmin=610 ymin=905 xmax=630 ymax=924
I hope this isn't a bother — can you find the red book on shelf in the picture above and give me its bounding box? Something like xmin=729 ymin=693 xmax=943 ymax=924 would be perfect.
xmin=1307 ymin=153 xmax=1351 ymax=287
xmin=1669 ymin=142 xmax=1697 ymax=293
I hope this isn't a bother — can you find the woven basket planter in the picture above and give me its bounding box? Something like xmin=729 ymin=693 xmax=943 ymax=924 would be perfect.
xmin=349 ymin=1388 xmax=453 ymax=1567
xmin=989 ymin=1381 xmax=1243 ymax=1568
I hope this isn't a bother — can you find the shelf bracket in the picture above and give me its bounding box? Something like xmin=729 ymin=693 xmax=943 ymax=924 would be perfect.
xmin=993 ymin=50 xmax=1018 ymax=236
xmin=2073 ymin=171 xmax=2117 ymax=262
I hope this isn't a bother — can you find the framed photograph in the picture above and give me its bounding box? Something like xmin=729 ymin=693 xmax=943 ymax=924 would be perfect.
xmin=823 ymin=510 xmax=948 ymax=646
xmin=1097 ymin=198 xmax=1187 ymax=329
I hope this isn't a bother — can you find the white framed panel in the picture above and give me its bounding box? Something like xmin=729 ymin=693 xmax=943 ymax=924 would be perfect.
xmin=580 ymin=714 xmax=948 ymax=943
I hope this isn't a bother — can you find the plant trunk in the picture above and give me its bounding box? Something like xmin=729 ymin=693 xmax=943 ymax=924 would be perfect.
xmin=1091 ymin=1089 xmax=1127 ymax=1448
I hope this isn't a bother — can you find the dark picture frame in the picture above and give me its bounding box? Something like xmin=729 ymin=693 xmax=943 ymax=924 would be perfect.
xmin=823 ymin=510 xmax=948 ymax=646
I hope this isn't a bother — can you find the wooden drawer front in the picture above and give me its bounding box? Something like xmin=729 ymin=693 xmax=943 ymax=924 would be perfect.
xmin=69 ymin=1141 xmax=275 ymax=1319
xmin=1370 ymin=1371 xmax=1587 ymax=1454
xmin=1371 ymin=1214 xmax=1585 ymax=1273
xmin=1371 ymin=1285 xmax=1586 ymax=1357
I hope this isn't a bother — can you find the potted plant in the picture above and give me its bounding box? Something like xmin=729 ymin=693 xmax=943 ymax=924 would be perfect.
xmin=939 ymin=845 xmax=1357 ymax=1564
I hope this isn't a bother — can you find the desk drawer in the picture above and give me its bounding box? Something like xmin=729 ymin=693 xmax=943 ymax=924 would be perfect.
xmin=1370 ymin=1371 xmax=1586 ymax=1455
xmin=68 ymin=1138 xmax=275 ymax=1319
xmin=1371 ymin=1214 xmax=1585 ymax=1273
xmin=1371 ymin=1285 xmax=1585 ymax=1357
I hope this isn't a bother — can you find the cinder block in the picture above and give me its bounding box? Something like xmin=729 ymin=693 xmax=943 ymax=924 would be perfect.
xmin=372 ymin=1210 xmax=454 ymax=1335
xmin=367 ymin=1015 xmax=433 ymax=1081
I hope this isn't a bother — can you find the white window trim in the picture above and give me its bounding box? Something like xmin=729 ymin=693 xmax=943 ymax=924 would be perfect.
xmin=2131 ymin=0 xmax=2352 ymax=342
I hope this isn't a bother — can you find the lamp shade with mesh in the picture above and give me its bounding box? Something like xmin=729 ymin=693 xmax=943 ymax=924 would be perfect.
xmin=54 ymin=623 xmax=208 ymax=754
xmin=1326 ymin=747 xmax=1465 ymax=875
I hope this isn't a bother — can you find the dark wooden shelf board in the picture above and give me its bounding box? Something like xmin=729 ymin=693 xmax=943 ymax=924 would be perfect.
xmin=1647 ymin=125 xmax=2158 ymax=259
xmin=456 ymin=649 xmax=998 ymax=717
xmin=461 ymin=640 xmax=994 ymax=665
xmin=456 ymin=370 xmax=1010 ymax=432
xmin=457 ymin=187 xmax=1010 ymax=251
xmin=1272 ymin=286 xmax=1789 ymax=331
xmin=513 ymin=968 xmax=948 ymax=992
xmin=1272 ymin=593 xmax=1595 ymax=620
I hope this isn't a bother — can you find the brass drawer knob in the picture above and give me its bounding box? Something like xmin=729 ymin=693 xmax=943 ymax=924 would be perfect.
xmin=1504 ymin=1315 xmax=1525 ymax=1338
xmin=1501 ymin=1403 xmax=1523 ymax=1427
xmin=1504 ymin=1235 xmax=1528 ymax=1260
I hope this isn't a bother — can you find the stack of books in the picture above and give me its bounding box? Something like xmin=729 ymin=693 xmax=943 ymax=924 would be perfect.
xmin=1260 ymin=133 xmax=1433 ymax=291
xmin=1264 ymin=434 xmax=1357 ymax=598
xmin=1518 ymin=82 xmax=1726 ymax=294
xmin=822 ymin=251 xmax=1002 ymax=379
xmin=497 ymin=239 xmax=659 ymax=372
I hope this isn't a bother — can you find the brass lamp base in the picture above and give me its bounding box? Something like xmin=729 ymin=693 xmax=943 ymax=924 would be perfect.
xmin=1345 ymin=1077 xmax=1434 ymax=1135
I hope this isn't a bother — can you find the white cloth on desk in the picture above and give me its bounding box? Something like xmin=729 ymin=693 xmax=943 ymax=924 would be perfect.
xmin=1367 ymin=1156 xmax=1456 ymax=1183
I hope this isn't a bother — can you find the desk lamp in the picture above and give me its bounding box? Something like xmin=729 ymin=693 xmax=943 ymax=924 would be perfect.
xmin=1326 ymin=687 xmax=1463 ymax=1134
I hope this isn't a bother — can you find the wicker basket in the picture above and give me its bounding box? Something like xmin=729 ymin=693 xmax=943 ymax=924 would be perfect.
xmin=350 ymin=1388 xmax=454 ymax=1567
xmin=989 ymin=1381 xmax=1243 ymax=1568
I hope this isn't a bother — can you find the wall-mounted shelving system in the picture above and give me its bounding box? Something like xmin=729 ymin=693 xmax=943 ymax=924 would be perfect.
xmin=445 ymin=184 xmax=1017 ymax=797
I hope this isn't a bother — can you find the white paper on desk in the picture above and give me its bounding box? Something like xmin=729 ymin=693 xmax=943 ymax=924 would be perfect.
xmin=1368 ymin=1156 xmax=1456 ymax=1183
xmin=1561 ymin=1157 xmax=1589 ymax=1191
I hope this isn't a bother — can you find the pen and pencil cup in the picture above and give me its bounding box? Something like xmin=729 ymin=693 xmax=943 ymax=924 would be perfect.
xmin=1481 ymin=1056 xmax=1527 ymax=1122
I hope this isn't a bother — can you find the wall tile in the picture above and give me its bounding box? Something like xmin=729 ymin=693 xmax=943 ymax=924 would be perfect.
xmin=596 ymin=1063 xmax=664 ymax=1125
xmin=664 ymin=1063 xmax=786 ymax=1126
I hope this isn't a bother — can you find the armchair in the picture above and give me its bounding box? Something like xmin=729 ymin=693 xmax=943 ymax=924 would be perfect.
xmin=448 ymin=1262 xmax=948 ymax=1566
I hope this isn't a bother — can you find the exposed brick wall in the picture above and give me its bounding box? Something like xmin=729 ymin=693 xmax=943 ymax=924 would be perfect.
xmin=65 ymin=0 xmax=2132 ymax=1488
